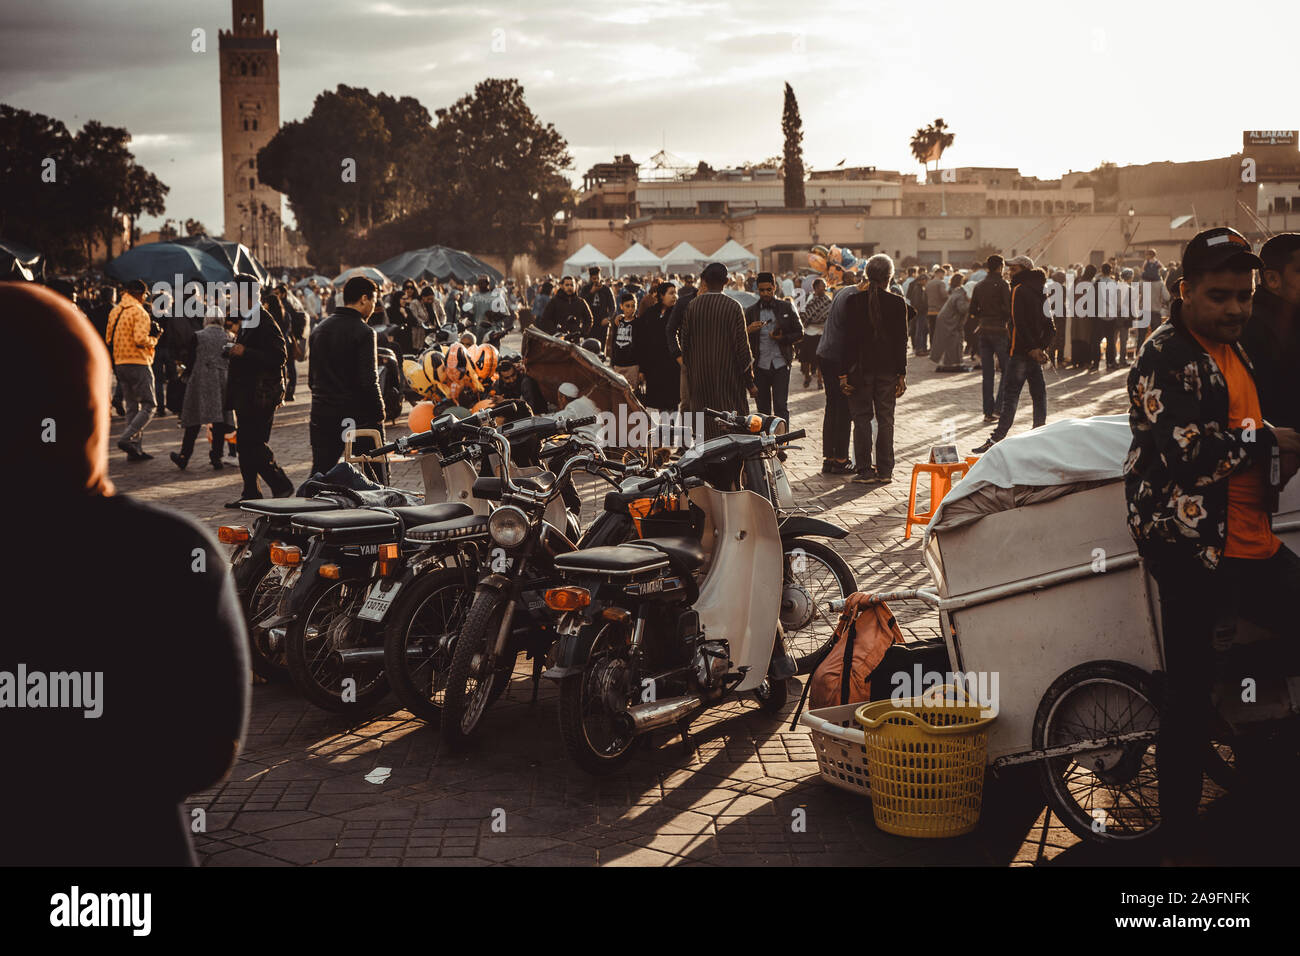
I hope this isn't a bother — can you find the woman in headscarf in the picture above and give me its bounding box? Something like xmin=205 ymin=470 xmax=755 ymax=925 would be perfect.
xmin=1 ymin=281 xmax=248 ymax=866
xmin=171 ymin=306 xmax=235 ymax=470
xmin=633 ymin=281 xmax=681 ymax=412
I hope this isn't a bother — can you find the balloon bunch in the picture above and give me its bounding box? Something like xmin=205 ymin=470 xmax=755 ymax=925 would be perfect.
xmin=402 ymin=340 xmax=502 ymax=430
xmin=808 ymin=244 xmax=860 ymax=287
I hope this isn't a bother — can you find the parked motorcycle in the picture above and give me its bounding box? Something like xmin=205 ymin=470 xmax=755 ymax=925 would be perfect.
xmin=545 ymin=423 xmax=814 ymax=773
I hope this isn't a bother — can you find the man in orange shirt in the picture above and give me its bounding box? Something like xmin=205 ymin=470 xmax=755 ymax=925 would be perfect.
xmin=104 ymin=279 xmax=161 ymax=461
xmin=1125 ymin=227 xmax=1300 ymax=845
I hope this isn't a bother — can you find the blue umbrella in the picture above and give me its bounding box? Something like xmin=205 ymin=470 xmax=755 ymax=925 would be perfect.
xmin=0 ymin=238 xmax=44 ymax=282
xmin=172 ymin=234 xmax=269 ymax=282
xmin=104 ymin=242 xmax=235 ymax=286
xmin=377 ymin=245 xmax=503 ymax=284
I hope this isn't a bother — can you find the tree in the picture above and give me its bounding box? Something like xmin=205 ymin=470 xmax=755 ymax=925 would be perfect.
xmin=691 ymin=161 xmax=716 ymax=181
xmin=909 ymin=118 xmax=955 ymax=183
xmin=184 ymin=218 xmax=208 ymax=236
xmin=427 ymin=78 xmax=571 ymax=262
xmin=782 ymin=82 xmax=806 ymax=208
xmin=158 ymin=220 xmax=180 ymax=241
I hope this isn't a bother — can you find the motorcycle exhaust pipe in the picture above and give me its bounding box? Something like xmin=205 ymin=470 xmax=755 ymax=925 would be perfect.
xmin=329 ymin=647 xmax=387 ymax=668
xmin=622 ymin=695 xmax=702 ymax=735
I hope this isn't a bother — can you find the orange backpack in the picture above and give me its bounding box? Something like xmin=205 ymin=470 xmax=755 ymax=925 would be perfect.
xmin=809 ymin=593 xmax=905 ymax=709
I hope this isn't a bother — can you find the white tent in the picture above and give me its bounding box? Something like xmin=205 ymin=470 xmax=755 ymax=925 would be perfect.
xmin=660 ymin=241 xmax=710 ymax=275
xmin=711 ymin=239 xmax=759 ymax=270
xmin=563 ymin=243 xmax=614 ymax=275
xmin=612 ymin=242 xmax=663 ymax=277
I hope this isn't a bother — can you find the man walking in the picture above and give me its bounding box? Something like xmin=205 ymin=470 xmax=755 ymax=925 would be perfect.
xmin=971 ymin=256 xmax=1052 ymax=453
xmin=537 ymin=275 xmax=594 ymax=339
xmin=666 ymin=273 xmax=698 ymax=409
xmin=580 ymin=266 xmax=616 ymax=339
xmin=105 ymin=279 xmax=160 ymax=461
xmin=1124 ymin=227 xmax=1300 ymax=853
xmin=1242 ymin=233 xmax=1300 ymax=427
xmin=308 ymin=276 xmax=386 ymax=478
xmin=925 ymin=265 xmax=949 ymax=352
xmin=225 ymin=275 xmax=294 ymax=503
xmin=744 ymin=271 xmax=804 ymax=429
xmin=838 ymin=254 xmax=908 ymax=484
xmin=679 ymin=262 xmax=757 ymax=440
xmin=906 ymin=266 xmax=930 ymax=355
xmin=968 ymin=254 xmax=1012 ymax=423
xmin=800 ymin=277 xmax=831 ymax=389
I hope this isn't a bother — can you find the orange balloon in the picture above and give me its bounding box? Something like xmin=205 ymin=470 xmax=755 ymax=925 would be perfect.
xmin=408 ymin=401 xmax=436 ymax=433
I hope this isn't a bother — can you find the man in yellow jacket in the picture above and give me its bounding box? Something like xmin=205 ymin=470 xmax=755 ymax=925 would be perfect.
xmin=105 ymin=279 xmax=161 ymax=461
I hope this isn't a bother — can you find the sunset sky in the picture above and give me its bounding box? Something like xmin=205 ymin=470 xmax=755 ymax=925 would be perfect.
xmin=2 ymin=0 xmax=1292 ymax=232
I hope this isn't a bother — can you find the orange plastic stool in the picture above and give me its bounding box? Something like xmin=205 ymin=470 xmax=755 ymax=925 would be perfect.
xmin=904 ymin=461 xmax=971 ymax=539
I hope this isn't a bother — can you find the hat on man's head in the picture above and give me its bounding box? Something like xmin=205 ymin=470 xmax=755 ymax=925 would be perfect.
xmin=1182 ymin=227 xmax=1262 ymax=275
xmin=558 ymin=382 xmax=580 ymax=400
xmin=700 ymin=262 xmax=728 ymax=284
xmin=1005 ymin=255 xmax=1035 ymax=269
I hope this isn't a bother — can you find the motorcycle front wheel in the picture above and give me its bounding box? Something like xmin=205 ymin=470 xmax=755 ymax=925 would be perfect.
xmin=440 ymin=589 xmax=516 ymax=749
xmin=382 ymin=567 xmax=471 ymax=723
xmin=558 ymin=621 xmax=642 ymax=775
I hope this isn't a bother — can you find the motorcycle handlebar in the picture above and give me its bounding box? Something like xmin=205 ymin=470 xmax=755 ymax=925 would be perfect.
xmin=563 ymin=415 xmax=597 ymax=430
xmin=776 ymin=429 xmax=806 ymax=444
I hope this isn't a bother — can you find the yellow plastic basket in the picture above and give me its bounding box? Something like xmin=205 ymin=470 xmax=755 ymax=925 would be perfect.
xmin=854 ymin=689 xmax=995 ymax=839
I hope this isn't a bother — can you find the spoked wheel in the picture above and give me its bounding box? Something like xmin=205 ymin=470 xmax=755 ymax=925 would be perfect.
xmin=781 ymin=537 xmax=856 ymax=674
xmin=383 ymin=568 xmax=471 ymax=722
xmin=441 ymin=589 xmax=515 ymax=750
xmin=285 ymin=579 xmax=389 ymax=714
xmin=558 ymin=622 xmax=642 ymax=774
xmin=1032 ymin=661 xmax=1162 ymax=843
xmin=753 ymin=674 xmax=789 ymax=714
xmin=244 ymin=561 xmax=291 ymax=682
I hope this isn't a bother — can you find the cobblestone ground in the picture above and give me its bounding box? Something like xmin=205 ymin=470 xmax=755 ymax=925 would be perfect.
xmin=109 ymin=345 xmax=1298 ymax=866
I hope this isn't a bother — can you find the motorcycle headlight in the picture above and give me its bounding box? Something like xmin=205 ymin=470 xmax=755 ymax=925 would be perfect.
xmin=488 ymin=505 xmax=530 ymax=548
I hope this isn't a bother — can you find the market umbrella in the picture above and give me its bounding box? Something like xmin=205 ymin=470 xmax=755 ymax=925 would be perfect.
xmin=0 ymin=238 xmax=44 ymax=282
xmin=171 ymin=234 xmax=268 ymax=282
xmin=377 ymin=246 xmax=502 ymax=284
xmin=104 ymin=242 xmax=235 ymax=286
xmin=295 ymin=273 xmax=333 ymax=288
xmin=333 ymin=265 xmax=390 ymax=288
xmin=521 ymin=327 xmax=645 ymax=417
xmin=724 ymin=289 xmax=758 ymax=309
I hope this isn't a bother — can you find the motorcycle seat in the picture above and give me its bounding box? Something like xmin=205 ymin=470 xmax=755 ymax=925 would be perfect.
xmin=240 ymin=497 xmax=341 ymax=517
xmin=552 ymin=543 xmax=671 ymax=576
xmin=632 ymin=536 xmax=706 ymax=572
xmin=405 ymin=514 xmax=490 ymax=543
xmin=517 ymin=471 xmax=557 ymax=495
xmin=389 ymin=502 xmax=473 ymax=526
xmin=292 ymin=508 xmax=401 ymax=533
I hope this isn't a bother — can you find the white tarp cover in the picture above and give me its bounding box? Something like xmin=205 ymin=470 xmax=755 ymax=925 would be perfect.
xmin=924 ymin=414 xmax=1131 ymax=543
xmin=711 ymin=239 xmax=759 ymax=269
xmin=612 ymin=242 xmax=663 ymax=276
xmin=660 ymin=241 xmax=710 ymax=273
xmin=563 ymin=243 xmax=614 ymax=273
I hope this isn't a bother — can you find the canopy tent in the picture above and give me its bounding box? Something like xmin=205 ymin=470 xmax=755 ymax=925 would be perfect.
xmin=659 ymin=241 xmax=710 ymax=275
xmin=171 ymin=234 xmax=268 ymax=283
xmin=563 ymin=243 xmax=614 ymax=275
xmin=295 ymin=274 xmax=333 ymax=288
xmin=377 ymin=246 xmax=503 ymax=285
xmin=0 ymin=238 xmax=44 ymax=282
xmin=104 ymin=242 xmax=235 ymax=286
xmin=612 ymin=242 xmax=663 ymax=277
xmin=710 ymin=239 xmax=759 ymax=270
xmin=333 ymin=265 xmax=391 ymax=288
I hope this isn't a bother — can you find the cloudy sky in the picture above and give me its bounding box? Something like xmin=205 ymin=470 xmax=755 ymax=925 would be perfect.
xmin=2 ymin=0 xmax=1293 ymax=233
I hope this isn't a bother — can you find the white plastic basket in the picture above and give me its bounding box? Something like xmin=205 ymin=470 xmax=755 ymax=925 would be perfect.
xmin=799 ymin=702 xmax=871 ymax=796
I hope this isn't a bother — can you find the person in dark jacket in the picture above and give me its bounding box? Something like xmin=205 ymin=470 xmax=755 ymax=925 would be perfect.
xmin=2 ymin=282 xmax=248 ymax=866
xmin=273 ymin=284 xmax=307 ymax=401
xmin=1242 ymin=233 xmax=1300 ymax=428
xmin=839 ymin=254 xmax=908 ymax=484
xmin=1123 ymin=227 xmax=1300 ymax=852
xmin=666 ymin=275 xmax=698 ymax=409
xmin=969 ymin=254 xmax=1012 ymax=422
xmin=537 ymin=275 xmax=594 ymax=339
xmin=226 ymin=275 xmax=294 ymax=503
xmin=744 ymin=271 xmax=804 ymax=428
xmin=906 ymin=268 xmax=930 ymax=355
xmin=972 ymin=258 xmax=1051 ymax=453
xmin=580 ymin=266 xmax=616 ymax=338
xmin=308 ymin=275 xmax=386 ymax=477
xmin=606 ymin=292 xmax=644 ymax=390
xmin=493 ymin=351 xmax=547 ymax=415
xmin=637 ymin=282 xmax=681 ymax=412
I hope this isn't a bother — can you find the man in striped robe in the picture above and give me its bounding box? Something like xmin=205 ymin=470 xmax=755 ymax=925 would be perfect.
xmin=678 ymin=262 xmax=757 ymax=440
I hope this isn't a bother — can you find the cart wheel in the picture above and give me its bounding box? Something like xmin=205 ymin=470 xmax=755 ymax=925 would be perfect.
xmin=1032 ymin=661 xmax=1162 ymax=844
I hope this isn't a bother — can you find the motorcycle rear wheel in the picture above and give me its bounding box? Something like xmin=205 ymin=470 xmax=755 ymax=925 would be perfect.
xmin=236 ymin=554 xmax=291 ymax=682
xmin=285 ymin=578 xmax=390 ymax=714
xmin=558 ymin=622 xmax=641 ymax=775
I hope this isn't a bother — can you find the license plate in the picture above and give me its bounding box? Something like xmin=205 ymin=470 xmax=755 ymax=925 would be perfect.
xmin=357 ymin=580 xmax=401 ymax=622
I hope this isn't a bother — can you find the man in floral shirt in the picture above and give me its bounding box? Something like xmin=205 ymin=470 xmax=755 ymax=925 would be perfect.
xmin=1125 ymin=227 xmax=1300 ymax=844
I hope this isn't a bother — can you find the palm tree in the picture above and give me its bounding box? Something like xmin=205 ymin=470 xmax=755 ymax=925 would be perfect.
xmin=908 ymin=118 xmax=955 ymax=183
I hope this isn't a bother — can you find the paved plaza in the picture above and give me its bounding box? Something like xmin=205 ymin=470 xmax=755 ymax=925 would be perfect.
xmin=107 ymin=347 xmax=1297 ymax=866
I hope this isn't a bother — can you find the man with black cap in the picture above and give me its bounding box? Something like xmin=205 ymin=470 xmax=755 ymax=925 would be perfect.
xmin=581 ymin=266 xmax=616 ymax=337
xmin=1242 ymin=233 xmax=1300 ymax=428
xmin=679 ymin=262 xmax=757 ymax=439
xmin=1124 ymin=226 xmax=1300 ymax=851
